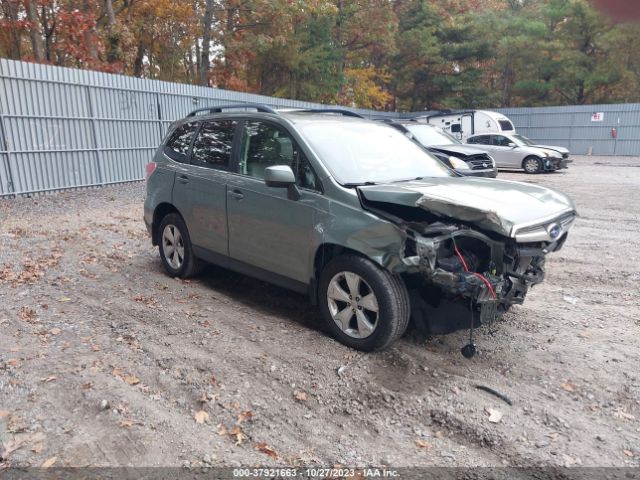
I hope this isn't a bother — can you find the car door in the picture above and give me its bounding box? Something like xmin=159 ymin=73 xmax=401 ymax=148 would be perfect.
xmin=172 ymin=119 xmax=238 ymax=261
xmin=225 ymin=120 xmax=322 ymax=286
xmin=491 ymin=134 xmax=520 ymax=168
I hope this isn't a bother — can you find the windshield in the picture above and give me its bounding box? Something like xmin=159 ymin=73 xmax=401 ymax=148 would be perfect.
xmin=512 ymin=134 xmax=534 ymax=146
xmin=405 ymin=124 xmax=460 ymax=146
xmin=298 ymin=121 xmax=453 ymax=185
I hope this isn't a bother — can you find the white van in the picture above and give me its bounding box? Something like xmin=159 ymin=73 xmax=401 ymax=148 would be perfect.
xmin=417 ymin=110 xmax=516 ymax=141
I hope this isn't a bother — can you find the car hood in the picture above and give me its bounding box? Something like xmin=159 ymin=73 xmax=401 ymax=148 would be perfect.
xmin=358 ymin=177 xmax=576 ymax=238
xmin=428 ymin=144 xmax=490 ymax=158
xmin=532 ymin=144 xmax=570 ymax=155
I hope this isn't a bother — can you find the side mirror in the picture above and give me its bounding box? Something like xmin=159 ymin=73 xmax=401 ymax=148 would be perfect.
xmin=508 ymin=142 xmax=517 ymax=148
xmin=264 ymin=165 xmax=295 ymax=188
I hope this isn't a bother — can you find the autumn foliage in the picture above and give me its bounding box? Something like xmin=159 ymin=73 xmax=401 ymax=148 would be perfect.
xmin=1 ymin=0 xmax=639 ymax=109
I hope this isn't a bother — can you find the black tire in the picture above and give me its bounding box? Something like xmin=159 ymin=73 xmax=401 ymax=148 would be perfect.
xmin=318 ymin=255 xmax=410 ymax=351
xmin=522 ymin=156 xmax=542 ymax=174
xmin=157 ymin=213 xmax=203 ymax=278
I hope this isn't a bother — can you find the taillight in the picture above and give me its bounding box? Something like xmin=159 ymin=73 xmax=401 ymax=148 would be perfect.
xmin=145 ymin=162 xmax=157 ymax=180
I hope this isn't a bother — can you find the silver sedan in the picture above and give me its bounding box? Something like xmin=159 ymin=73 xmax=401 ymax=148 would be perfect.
xmin=466 ymin=133 xmax=570 ymax=173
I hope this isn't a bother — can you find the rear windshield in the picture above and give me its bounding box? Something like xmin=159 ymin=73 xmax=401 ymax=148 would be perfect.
xmin=297 ymin=121 xmax=453 ymax=185
xmin=499 ymin=119 xmax=514 ymax=131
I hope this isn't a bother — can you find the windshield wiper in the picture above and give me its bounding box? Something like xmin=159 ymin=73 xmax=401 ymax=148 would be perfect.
xmin=343 ymin=181 xmax=377 ymax=187
xmin=390 ymin=176 xmax=424 ymax=183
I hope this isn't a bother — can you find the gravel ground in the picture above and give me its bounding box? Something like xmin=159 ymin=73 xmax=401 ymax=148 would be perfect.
xmin=0 ymin=155 xmax=639 ymax=469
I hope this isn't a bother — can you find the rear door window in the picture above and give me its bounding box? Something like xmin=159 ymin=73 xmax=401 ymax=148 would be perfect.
xmin=191 ymin=120 xmax=238 ymax=169
xmin=469 ymin=135 xmax=490 ymax=145
xmin=164 ymin=122 xmax=198 ymax=163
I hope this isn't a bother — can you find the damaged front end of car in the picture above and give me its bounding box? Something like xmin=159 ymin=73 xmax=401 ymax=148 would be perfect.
xmin=356 ymin=179 xmax=576 ymax=354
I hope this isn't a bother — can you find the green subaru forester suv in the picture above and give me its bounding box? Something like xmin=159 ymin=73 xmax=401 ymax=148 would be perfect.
xmin=144 ymin=105 xmax=576 ymax=353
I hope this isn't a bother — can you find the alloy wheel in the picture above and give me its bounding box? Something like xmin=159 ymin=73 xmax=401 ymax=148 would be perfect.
xmin=327 ymin=271 xmax=379 ymax=339
xmin=162 ymin=224 xmax=185 ymax=270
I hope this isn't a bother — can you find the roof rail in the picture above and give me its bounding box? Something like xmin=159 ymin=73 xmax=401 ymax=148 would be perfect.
xmin=293 ymin=108 xmax=366 ymax=119
xmin=188 ymin=103 xmax=278 ymax=117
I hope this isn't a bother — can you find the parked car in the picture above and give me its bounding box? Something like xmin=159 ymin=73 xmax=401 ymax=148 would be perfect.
xmin=144 ymin=104 xmax=576 ymax=354
xmin=510 ymin=133 xmax=571 ymax=161
xmin=382 ymin=120 xmax=497 ymax=178
xmin=466 ymin=133 xmax=570 ymax=173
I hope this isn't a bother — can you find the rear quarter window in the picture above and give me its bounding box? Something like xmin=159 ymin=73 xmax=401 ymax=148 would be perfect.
xmin=164 ymin=122 xmax=198 ymax=163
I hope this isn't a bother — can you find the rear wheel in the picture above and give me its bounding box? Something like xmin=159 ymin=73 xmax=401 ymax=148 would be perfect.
xmin=318 ymin=255 xmax=410 ymax=351
xmin=522 ymin=156 xmax=542 ymax=174
xmin=158 ymin=213 xmax=202 ymax=278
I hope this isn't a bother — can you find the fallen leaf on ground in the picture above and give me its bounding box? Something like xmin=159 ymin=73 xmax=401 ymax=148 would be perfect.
xmin=415 ymin=439 xmax=432 ymax=450
xmin=31 ymin=443 xmax=43 ymax=453
xmin=17 ymin=307 xmax=38 ymax=322
xmin=58 ymin=297 xmax=71 ymax=303
xmin=40 ymin=376 xmax=57 ymax=383
xmin=194 ymin=411 xmax=209 ymax=424
xmin=237 ymin=410 xmax=253 ymax=423
xmin=561 ymin=382 xmax=576 ymax=392
xmin=49 ymin=328 xmax=61 ymax=335
xmin=216 ymin=424 xmax=227 ymax=436
xmin=229 ymin=426 xmax=247 ymax=445
xmin=294 ymin=390 xmax=308 ymax=402
xmin=0 ymin=439 xmax=24 ymax=459
xmin=486 ymin=408 xmax=503 ymax=423
xmin=256 ymin=442 xmax=278 ymax=459
xmin=0 ymin=411 xmax=9 ymax=419
xmin=80 ymin=382 xmax=93 ymax=390
xmin=124 ymin=375 xmax=140 ymax=386
xmin=614 ymin=409 xmax=635 ymax=421
xmin=41 ymin=457 xmax=57 ymax=468
xmin=624 ymin=450 xmax=634 ymax=457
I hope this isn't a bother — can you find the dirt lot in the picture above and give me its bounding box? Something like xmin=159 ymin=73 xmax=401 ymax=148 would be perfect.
xmin=0 ymin=155 xmax=639 ymax=469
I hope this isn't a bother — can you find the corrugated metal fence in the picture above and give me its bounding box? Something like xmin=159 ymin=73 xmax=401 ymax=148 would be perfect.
xmin=1 ymin=58 xmax=639 ymax=196
xmin=0 ymin=59 xmax=390 ymax=197
xmin=496 ymin=104 xmax=640 ymax=156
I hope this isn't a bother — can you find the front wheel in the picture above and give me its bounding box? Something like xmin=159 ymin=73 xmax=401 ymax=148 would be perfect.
xmin=318 ymin=255 xmax=410 ymax=351
xmin=522 ymin=156 xmax=542 ymax=174
xmin=158 ymin=213 xmax=202 ymax=278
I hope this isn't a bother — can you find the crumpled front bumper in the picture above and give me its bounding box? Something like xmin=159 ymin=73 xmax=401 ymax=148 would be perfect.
xmin=546 ymin=157 xmax=571 ymax=171
xmin=402 ymin=223 xmax=570 ymax=334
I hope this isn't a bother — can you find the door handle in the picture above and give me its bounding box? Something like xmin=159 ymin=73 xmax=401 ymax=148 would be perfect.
xmin=177 ymin=174 xmax=189 ymax=184
xmin=228 ymin=189 xmax=244 ymax=200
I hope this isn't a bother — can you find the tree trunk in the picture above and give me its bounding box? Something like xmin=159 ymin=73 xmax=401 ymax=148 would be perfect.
xmin=199 ymin=0 xmax=215 ymax=86
xmin=133 ymin=43 xmax=145 ymax=77
xmin=221 ymin=6 xmax=237 ymax=88
xmin=82 ymin=0 xmax=99 ymax=62
xmin=25 ymin=0 xmax=45 ymax=61
xmin=104 ymin=0 xmax=116 ymax=25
